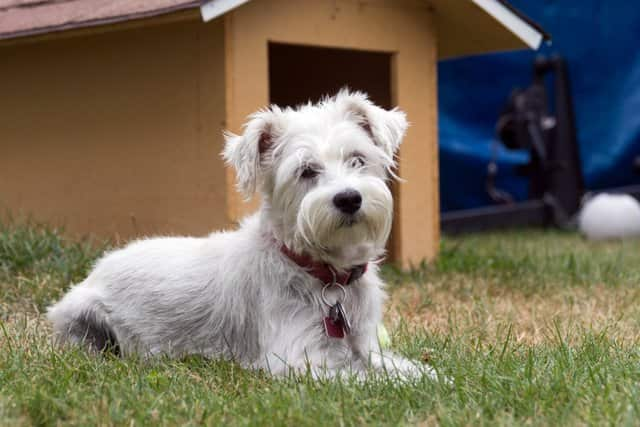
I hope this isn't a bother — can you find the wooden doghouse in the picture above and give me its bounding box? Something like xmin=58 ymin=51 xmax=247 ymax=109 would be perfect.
xmin=0 ymin=0 xmax=546 ymax=266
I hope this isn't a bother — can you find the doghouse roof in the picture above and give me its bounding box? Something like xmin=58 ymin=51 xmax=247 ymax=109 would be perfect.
xmin=0 ymin=0 xmax=549 ymax=58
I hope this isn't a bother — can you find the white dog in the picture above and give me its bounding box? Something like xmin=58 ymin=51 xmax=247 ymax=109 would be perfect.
xmin=47 ymin=90 xmax=434 ymax=380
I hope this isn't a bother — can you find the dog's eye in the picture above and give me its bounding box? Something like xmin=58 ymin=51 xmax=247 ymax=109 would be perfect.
xmin=300 ymin=166 xmax=319 ymax=179
xmin=348 ymin=155 xmax=366 ymax=169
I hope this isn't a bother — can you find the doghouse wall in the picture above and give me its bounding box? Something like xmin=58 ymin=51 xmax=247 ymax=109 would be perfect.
xmin=0 ymin=18 xmax=228 ymax=240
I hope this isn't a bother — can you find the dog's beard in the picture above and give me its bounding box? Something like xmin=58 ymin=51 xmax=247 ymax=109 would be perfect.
xmin=292 ymin=177 xmax=393 ymax=269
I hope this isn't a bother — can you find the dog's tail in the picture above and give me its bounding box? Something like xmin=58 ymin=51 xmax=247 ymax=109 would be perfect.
xmin=47 ymin=283 xmax=120 ymax=355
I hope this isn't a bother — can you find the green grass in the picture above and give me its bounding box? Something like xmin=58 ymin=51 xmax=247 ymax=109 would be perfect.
xmin=0 ymin=220 xmax=104 ymax=313
xmin=2 ymin=222 xmax=640 ymax=426
xmin=384 ymin=230 xmax=640 ymax=292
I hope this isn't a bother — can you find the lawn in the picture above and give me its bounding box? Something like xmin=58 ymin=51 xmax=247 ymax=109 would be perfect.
xmin=2 ymin=222 xmax=640 ymax=426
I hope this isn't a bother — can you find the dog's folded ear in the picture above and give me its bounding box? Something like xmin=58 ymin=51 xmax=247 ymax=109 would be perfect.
xmin=223 ymin=109 xmax=281 ymax=198
xmin=338 ymin=90 xmax=409 ymax=159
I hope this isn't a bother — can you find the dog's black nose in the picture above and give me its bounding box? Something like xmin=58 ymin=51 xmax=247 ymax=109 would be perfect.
xmin=333 ymin=189 xmax=362 ymax=215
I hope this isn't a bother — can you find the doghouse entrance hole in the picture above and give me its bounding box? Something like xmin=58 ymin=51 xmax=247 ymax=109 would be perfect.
xmin=268 ymin=43 xmax=398 ymax=262
xmin=268 ymin=42 xmax=392 ymax=109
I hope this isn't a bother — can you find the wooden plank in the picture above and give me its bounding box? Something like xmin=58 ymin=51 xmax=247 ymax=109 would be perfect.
xmin=0 ymin=19 xmax=228 ymax=240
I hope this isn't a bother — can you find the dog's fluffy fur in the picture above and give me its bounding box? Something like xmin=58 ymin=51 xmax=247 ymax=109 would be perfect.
xmin=47 ymin=91 xmax=434 ymax=379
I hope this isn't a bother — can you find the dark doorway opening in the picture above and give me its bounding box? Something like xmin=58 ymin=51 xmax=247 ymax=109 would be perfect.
xmin=268 ymin=42 xmax=392 ymax=109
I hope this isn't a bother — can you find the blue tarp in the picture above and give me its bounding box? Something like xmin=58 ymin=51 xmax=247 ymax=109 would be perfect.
xmin=438 ymin=0 xmax=640 ymax=212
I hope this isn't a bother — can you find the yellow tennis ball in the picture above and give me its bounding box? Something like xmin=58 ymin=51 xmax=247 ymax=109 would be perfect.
xmin=377 ymin=323 xmax=391 ymax=349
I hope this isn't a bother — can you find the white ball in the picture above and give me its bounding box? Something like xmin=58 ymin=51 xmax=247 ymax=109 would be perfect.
xmin=578 ymin=193 xmax=640 ymax=240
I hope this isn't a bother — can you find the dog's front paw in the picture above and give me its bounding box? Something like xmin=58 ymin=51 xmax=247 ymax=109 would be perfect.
xmin=368 ymin=351 xmax=446 ymax=383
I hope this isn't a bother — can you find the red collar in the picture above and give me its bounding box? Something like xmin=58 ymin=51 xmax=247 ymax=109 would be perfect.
xmin=280 ymin=245 xmax=368 ymax=286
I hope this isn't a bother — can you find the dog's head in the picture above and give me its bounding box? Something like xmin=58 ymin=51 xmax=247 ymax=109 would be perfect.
xmin=223 ymin=90 xmax=407 ymax=269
